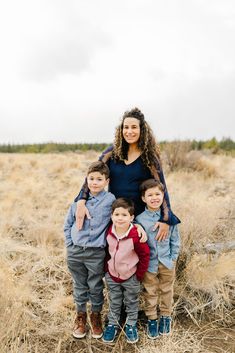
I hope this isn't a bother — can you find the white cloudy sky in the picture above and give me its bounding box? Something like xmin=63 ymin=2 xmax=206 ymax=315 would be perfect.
xmin=0 ymin=0 xmax=234 ymax=143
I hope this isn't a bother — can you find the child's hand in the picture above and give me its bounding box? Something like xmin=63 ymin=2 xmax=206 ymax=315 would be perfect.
xmin=153 ymin=222 xmax=169 ymax=241
xmin=135 ymin=224 xmax=148 ymax=243
xmin=76 ymin=200 xmax=91 ymax=230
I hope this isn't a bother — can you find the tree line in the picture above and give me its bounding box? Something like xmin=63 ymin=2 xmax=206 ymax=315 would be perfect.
xmin=0 ymin=138 xmax=234 ymax=153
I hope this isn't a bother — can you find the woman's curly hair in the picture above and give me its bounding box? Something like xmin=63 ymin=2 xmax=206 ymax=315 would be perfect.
xmin=112 ymin=107 xmax=161 ymax=171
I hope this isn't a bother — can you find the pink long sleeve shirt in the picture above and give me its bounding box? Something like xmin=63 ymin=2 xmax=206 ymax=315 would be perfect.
xmin=105 ymin=224 xmax=150 ymax=282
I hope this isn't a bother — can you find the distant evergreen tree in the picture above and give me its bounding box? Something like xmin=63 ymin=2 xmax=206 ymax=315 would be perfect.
xmin=219 ymin=137 xmax=235 ymax=151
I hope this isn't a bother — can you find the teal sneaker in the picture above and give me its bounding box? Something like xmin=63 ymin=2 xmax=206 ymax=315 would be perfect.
xmin=147 ymin=319 xmax=159 ymax=339
xmin=125 ymin=324 xmax=139 ymax=344
xmin=159 ymin=316 xmax=172 ymax=335
xmin=102 ymin=324 xmax=118 ymax=343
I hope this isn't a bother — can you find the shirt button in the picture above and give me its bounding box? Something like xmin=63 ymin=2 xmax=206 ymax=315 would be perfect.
xmin=91 ymin=227 xmax=93 ymax=231
xmin=91 ymin=203 xmax=94 ymax=206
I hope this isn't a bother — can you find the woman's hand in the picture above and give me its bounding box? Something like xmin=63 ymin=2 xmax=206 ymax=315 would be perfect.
xmin=135 ymin=224 xmax=148 ymax=243
xmin=76 ymin=199 xmax=91 ymax=230
xmin=153 ymin=222 xmax=169 ymax=241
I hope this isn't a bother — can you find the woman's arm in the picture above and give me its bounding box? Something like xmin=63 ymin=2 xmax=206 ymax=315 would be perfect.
xmin=75 ymin=199 xmax=91 ymax=230
xmin=152 ymin=161 xmax=180 ymax=226
xmin=134 ymin=223 xmax=148 ymax=243
xmin=74 ymin=179 xmax=89 ymax=202
xmin=151 ymin=161 xmax=180 ymax=240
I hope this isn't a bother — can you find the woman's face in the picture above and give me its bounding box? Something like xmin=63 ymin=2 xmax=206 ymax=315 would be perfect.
xmin=122 ymin=117 xmax=141 ymax=145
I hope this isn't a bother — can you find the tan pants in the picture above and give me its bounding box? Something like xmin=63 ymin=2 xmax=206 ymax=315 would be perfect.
xmin=142 ymin=263 xmax=175 ymax=319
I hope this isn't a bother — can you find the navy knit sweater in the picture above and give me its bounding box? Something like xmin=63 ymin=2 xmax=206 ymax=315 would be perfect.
xmin=107 ymin=156 xmax=151 ymax=216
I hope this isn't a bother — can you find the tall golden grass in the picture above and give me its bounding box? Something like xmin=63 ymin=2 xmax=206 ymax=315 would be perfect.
xmin=0 ymin=151 xmax=234 ymax=353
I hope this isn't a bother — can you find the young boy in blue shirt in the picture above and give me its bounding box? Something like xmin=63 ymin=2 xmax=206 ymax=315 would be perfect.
xmin=64 ymin=161 xmax=115 ymax=339
xmin=136 ymin=179 xmax=180 ymax=339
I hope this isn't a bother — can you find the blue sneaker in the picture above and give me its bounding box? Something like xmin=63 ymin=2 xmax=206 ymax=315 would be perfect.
xmin=125 ymin=324 xmax=139 ymax=344
xmin=147 ymin=319 xmax=159 ymax=339
xmin=102 ymin=324 xmax=118 ymax=343
xmin=159 ymin=316 xmax=172 ymax=335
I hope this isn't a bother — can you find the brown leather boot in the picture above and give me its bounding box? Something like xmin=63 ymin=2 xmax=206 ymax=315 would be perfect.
xmin=73 ymin=312 xmax=87 ymax=338
xmin=90 ymin=312 xmax=103 ymax=338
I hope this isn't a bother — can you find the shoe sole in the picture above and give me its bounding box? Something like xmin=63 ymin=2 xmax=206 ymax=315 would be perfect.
xmin=73 ymin=332 xmax=86 ymax=338
xmin=91 ymin=333 xmax=103 ymax=339
xmin=147 ymin=333 xmax=159 ymax=339
xmin=126 ymin=338 xmax=139 ymax=344
xmin=102 ymin=338 xmax=116 ymax=343
xmin=159 ymin=332 xmax=171 ymax=336
xmin=102 ymin=333 xmax=117 ymax=343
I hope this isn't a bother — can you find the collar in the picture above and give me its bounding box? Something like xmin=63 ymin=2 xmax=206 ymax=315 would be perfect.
xmin=88 ymin=189 xmax=106 ymax=201
xmin=111 ymin=223 xmax=134 ymax=240
xmin=145 ymin=207 xmax=161 ymax=217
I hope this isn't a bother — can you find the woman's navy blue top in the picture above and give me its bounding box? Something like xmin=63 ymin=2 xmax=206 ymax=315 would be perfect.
xmin=107 ymin=156 xmax=152 ymax=216
xmin=75 ymin=146 xmax=180 ymax=225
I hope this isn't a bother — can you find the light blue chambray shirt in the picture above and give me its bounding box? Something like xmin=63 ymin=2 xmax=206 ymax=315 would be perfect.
xmin=136 ymin=208 xmax=180 ymax=273
xmin=64 ymin=190 xmax=116 ymax=248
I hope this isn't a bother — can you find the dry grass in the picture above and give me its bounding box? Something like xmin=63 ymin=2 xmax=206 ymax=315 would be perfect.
xmin=0 ymin=152 xmax=234 ymax=353
xmin=162 ymin=142 xmax=219 ymax=177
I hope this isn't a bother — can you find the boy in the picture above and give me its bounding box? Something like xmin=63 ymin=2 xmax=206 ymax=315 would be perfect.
xmin=64 ymin=161 xmax=115 ymax=339
xmin=103 ymin=198 xmax=150 ymax=344
xmin=136 ymin=179 xmax=180 ymax=339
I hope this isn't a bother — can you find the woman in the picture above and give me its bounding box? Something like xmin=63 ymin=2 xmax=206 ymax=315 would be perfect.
xmin=75 ymin=108 xmax=180 ymax=240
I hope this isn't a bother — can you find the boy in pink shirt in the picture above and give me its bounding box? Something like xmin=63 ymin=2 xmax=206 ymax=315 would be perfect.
xmin=103 ymin=198 xmax=150 ymax=344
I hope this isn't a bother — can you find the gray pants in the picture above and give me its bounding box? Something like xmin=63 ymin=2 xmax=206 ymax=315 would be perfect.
xmin=67 ymin=245 xmax=105 ymax=312
xmin=105 ymin=272 xmax=140 ymax=326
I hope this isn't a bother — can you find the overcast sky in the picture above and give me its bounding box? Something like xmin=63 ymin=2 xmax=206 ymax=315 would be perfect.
xmin=0 ymin=0 xmax=234 ymax=144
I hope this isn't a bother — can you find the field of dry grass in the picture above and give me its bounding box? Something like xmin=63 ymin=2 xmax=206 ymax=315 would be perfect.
xmin=0 ymin=151 xmax=234 ymax=353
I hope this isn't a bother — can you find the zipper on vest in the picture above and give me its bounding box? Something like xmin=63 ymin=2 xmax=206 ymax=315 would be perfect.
xmin=114 ymin=240 xmax=120 ymax=277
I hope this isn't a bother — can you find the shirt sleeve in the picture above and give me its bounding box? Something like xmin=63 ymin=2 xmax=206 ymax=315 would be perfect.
xmin=104 ymin=226 xmax=112 ymax=272
xmin=63 ymin=205 xmax=75 ymax=247
xmin=170 ymin=225 xmax=180 ymax=260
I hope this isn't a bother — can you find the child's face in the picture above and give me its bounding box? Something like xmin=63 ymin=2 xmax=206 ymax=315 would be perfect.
xmin=142 ymin=186 xmax=164 ymax=211
xmin=87 ymin=172 xmax=109 ymax=195
xmin=111 ymin=207 xmax=134 ymax=232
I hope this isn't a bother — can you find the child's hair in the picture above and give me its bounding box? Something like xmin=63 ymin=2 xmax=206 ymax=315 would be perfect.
xmin=111 ymin=197 xmax=135 ymax=216
xmin=140 ymin=179 xmax=165 ymax=196
xmin=87 ymin=161 xmax=110 ymax=179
